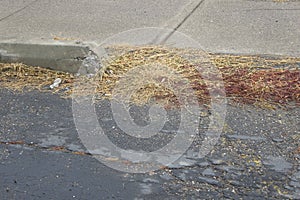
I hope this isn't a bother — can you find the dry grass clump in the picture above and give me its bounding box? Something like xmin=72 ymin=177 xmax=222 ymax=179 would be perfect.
xmin=0 ymin=63 xmax=75 ymax=94
xmin=95 ymin=46 xmax=214 ymax=107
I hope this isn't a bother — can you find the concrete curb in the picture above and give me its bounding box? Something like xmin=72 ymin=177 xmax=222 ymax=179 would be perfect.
xmin=0 ymin=40 xmax=91 ymax=73
xmin=1 ymin=40 xmax=299 ymax=74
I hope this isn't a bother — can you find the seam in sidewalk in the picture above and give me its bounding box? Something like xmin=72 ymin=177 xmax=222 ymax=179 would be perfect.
xmin=0 ymin=0 xmax=40 ymax=22
xmin=152 ymin=0 xmax=206 ymax=44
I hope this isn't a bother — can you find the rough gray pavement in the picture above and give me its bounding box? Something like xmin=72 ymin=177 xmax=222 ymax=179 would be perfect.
xmin=0 ymin=144 xmax=142 ymax=200
xmin=0 ymin=0 xmax=299 ymax=56
xmin=0 ymin=88 xmax=299 ymax=199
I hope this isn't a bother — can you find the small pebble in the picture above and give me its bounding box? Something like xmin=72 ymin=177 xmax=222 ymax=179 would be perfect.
xmin=272 ymin=138 xmax=284 ymax=143
xmin=210 ymin=159 xmax=225 ymax=165
xmin=202 ymin=168 xmax=215 ymax=176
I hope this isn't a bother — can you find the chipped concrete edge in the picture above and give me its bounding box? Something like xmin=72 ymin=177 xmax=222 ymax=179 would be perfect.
xmin=0 ymin=40 xmax=93 ymax=73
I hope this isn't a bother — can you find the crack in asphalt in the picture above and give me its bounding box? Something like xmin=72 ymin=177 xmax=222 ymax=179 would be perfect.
xmin=0 ymin=140 xmax=91 ymax=156
xmin=0 ymin=0 xmax=40 ymax=22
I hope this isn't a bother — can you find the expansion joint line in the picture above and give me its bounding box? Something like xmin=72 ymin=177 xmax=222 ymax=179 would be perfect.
xmin=0 ymin=0 xmax=40 ymax=22
xmin=152 ymin=0 xmax=206 ymax=45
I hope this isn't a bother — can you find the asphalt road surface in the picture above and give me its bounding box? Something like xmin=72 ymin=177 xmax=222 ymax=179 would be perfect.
xmin=0 ymin=88 xmax=299 ymax=199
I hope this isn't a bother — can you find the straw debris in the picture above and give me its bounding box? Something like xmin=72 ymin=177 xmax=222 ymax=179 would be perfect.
xmin=0 ymin=45 xmax=299 ymax=109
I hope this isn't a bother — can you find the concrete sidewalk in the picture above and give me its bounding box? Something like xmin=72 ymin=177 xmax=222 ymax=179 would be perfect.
xmin=0 ymin=0 xmax=299 ymax=57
